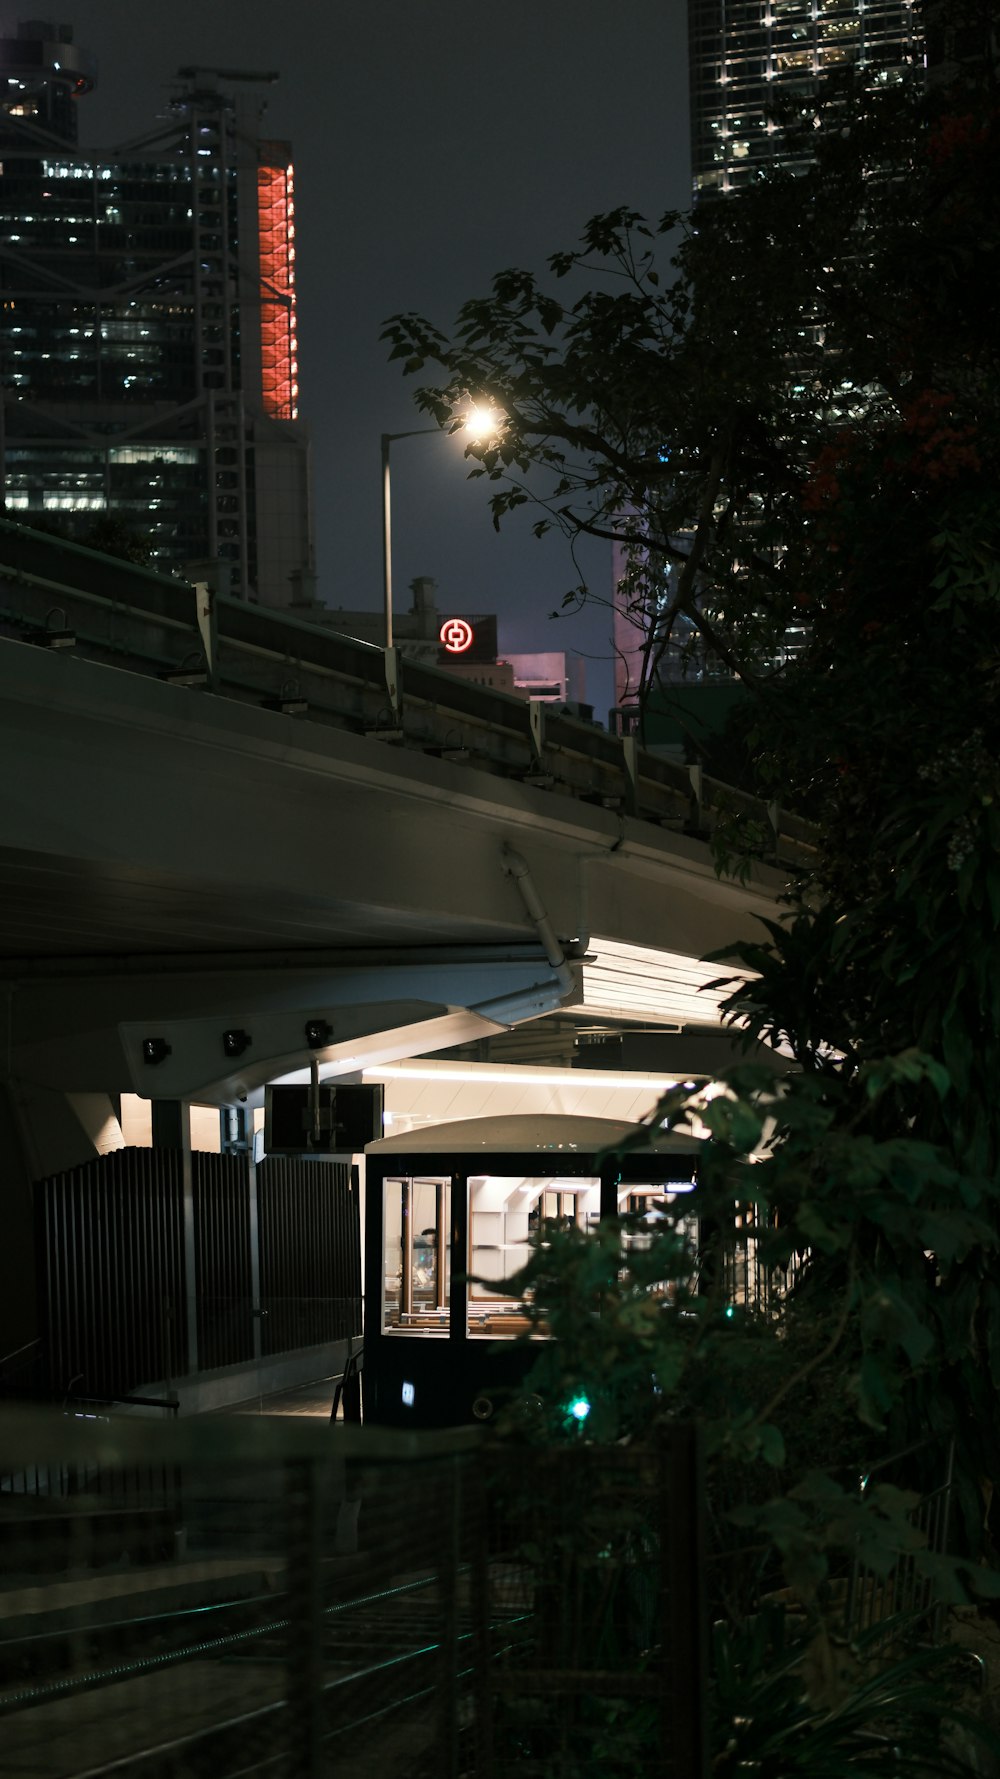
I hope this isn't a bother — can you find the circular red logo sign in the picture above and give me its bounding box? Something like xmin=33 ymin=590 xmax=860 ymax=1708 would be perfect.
xmin=440 ymin=617 xmax=474 ymax=653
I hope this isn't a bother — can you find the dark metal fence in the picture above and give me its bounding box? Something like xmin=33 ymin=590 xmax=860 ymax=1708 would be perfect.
xmin=37 ymin=1147 xmax=188 ymax=1396
xmin=257 ymin=1157 xmax=361 ymax=1354
xmin=0 ymin=1410 xmax=709 ymax=1779
xmin=844 ymin=1439 xmax=956 ymax=1647
xmin=193 ymin=1152 xmax=255 ymax=1370
xmin=480 ymin=1431 xmax=708 ymax=1779
xmin=720 ymin=1202 xmax=804 ymax=1318
xmin=32 ymin=1149 xmax=362 ymax=1402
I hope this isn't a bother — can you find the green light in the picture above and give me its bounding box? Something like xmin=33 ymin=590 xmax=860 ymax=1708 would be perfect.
xmin=568 ymin=1393 xmax=591 ymax=1422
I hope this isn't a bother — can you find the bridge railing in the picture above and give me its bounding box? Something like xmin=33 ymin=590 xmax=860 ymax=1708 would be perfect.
xmin=0 ymin=518 xmax=815 ymax=869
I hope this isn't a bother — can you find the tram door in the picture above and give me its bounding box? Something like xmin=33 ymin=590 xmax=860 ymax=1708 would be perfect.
xmin=370 ymin=1169 xmax=604 ymax=1425
xmin=382 ymin=1177 xmax=451 ymax=1332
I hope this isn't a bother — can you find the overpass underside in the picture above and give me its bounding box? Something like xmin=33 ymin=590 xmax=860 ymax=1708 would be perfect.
xmin=0 ymin=526 xmax=800 ymax=1401
xmin=0 ymin=584 xmax=789 ymax=1128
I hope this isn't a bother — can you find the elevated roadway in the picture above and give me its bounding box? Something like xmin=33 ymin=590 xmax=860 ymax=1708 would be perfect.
xmin=0 ymin=521 xmax=803 ymax=1145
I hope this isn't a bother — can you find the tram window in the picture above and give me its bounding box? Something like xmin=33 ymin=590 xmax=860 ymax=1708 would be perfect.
xmin=467 ymin=1174 xmax=600 ymax=1338
xmin=383 ymin=1175 xmax=450 ymax=1333
xmin=619 ymin=1183 xmax=698 ymax=1302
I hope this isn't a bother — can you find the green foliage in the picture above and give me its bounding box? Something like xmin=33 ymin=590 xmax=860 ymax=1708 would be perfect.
xmin=488 ymin=1053 xmax=1000 ymax=1758
xmin=494 ymin=1057 xmax=1000 ymax=1507
xmin=392 ymin=48 xmax=1000 ymax=1773
xmin=384 ymin=74 xmax=999 ymax=717
xmin=712 ymin=1605 xmax=1000 ymax=1776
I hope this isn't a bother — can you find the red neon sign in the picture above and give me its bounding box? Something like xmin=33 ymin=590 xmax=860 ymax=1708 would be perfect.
xmin=440 ymin=618 xmax=474 ymax=653
xmin=257 ymin=156 xmax=298 ymax=421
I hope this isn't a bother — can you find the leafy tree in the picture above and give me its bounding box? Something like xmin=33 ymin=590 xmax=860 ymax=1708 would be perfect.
xmin=390 ymin=53 xmax=1000 ymax=1772
xmin=385 ymin=60 xmax=1000 ymax=1444
xmin=19 ymin=511 xmax=154 ymax=567
xmin=383 ymin=72 xmax=998 ymax=719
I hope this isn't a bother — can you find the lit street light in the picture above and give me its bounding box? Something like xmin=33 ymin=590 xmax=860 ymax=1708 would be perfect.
xmin=380 ymin=425 xmax=439 ymax=653
xmin=380 ymin=405 xmax=503 ymax=652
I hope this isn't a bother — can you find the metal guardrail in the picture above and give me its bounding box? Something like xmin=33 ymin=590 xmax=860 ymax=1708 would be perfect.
xmin=845 ymin=1439 xmax=956 ymax=1648
xmin=0 ymin=1409 xmax=708 ymax=1779
xmin=0 ymin=517 xmax=816 ymax=870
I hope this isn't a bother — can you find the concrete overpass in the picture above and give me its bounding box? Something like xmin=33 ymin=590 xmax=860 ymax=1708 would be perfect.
xmin=0 ymin=519 xmax=811 ymax=1150
xmin=0 ymin=522 xmax=810 ymax=1400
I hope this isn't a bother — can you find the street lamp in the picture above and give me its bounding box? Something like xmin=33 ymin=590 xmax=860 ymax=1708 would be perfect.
xmin=380 ymin=404 xmax=504 ymax=652
xmin=380 ymin=426 xmax=438 ymax=653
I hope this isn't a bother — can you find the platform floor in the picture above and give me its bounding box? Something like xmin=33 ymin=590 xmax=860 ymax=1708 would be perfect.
xmin=224 ymin=1375 xmax=338 ymax=1418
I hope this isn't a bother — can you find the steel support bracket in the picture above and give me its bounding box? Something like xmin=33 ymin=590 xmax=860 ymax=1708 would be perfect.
xmin=384 ymin=645 xmax=401 ymax=720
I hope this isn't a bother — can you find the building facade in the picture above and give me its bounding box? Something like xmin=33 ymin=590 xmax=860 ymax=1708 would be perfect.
xmin=505 ymin=651 xmax=586 ymax=706
xmin=688 ymin=0 xmax=924 ymax=199
xmin=328 ymin=575 xmax=588 ymax=706
xmin=0 ymin=21 xmax=314 ymax=604
xmin=612 ymin=3 xmax=927 ymax=727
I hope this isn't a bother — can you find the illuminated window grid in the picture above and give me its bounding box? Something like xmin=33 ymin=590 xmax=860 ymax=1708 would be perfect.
xmin=687 ymin=0 xmax=922 ymax=198
xmin=257 ymin=160 xmax=298 ymax=421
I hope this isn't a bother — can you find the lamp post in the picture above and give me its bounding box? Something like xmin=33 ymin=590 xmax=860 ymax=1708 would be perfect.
xmin=380 ymin=405 xmax=503 ymax=652
xmin=380 ymin=427 xmax=440 ymax=652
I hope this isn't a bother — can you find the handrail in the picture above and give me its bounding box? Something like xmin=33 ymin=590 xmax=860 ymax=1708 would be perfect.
xmin=0 ymin=1336 xmax=41 ymax=1373
xmin=0 ymin=1382 xmax=179 ymax=1415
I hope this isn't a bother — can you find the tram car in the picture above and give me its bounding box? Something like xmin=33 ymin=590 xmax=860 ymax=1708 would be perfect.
xmin=362 ymin=1113 xmax=701 ymax=1428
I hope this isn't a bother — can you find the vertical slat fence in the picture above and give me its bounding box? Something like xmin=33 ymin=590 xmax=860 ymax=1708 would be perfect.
xmin=256 ymin=1156 xmax=361 ymax=1354
xmin=36 ymin=1149 xmax=186 ymax=1399
xmin=191 ymin=1151 xmax=254 ymax=1370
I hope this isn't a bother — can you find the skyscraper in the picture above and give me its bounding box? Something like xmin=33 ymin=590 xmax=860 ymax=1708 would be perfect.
xmin=0 ymin=20 xmax=314 ymax=604
xmin=612 ymin=2 xmax=927 ymax=716
xmin=687 ymin=0 xmax=923 ymax=199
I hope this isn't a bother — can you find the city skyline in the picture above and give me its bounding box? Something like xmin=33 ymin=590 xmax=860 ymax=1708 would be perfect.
xmin=0 ymin=34 xmax=314 ymax=604
xmin=37 ymin=0 xmax=691 ymax=717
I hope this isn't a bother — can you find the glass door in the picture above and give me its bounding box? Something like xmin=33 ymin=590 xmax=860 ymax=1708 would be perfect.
xmin=382 ymin=1175 xmax=450 ymax=1332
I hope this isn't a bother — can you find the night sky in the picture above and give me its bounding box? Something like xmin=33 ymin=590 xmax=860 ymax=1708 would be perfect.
xmin=36 ymin=2 xmax=690 ymax=717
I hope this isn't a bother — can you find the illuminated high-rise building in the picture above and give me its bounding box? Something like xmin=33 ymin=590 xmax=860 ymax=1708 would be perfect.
xmin=614 ymin=4 xmax=927 ymax=719
xmin=687 ymin=0 xmax=924 ymax=198
xmin=0 ymin=21 xmax=314 ymax=603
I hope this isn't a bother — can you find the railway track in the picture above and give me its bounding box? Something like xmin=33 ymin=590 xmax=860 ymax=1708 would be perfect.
xmin=0 ymin=1567 xmax=530 ymax=1777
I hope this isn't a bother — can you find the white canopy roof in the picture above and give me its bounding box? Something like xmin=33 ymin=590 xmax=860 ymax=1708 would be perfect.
xmin=366 ymin=1113 xmax=698 ymax=1156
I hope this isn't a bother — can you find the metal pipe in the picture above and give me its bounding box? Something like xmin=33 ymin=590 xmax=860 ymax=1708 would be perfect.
xmin=500 ymin=846 xmax=575 ymax=998
xmin=400 ymin=1179 xmax=413 ymax=1318
xmin=435 ymin=1180 xmax=446 ymax=1310
xmin=309 ymin=1056 xmax=321 ymax=1148
xmin=380 ymin=433 xmax=393 ymax=652
xmin=380 ymin=425 xmax=446 ymax=655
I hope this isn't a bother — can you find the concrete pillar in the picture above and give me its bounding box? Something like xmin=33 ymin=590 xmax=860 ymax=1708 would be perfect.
xmin=151 ymin=1100 xmax=199 ymax=1377
xmin=0 ymin=1085 xmax=39 ymax=1380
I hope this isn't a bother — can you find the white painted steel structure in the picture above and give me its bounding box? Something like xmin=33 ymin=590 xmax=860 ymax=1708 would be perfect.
xmin=0 ymin=529 xmax=803 ymax=1185
xmin=0 ymin=634 xmax=780 ymax=1119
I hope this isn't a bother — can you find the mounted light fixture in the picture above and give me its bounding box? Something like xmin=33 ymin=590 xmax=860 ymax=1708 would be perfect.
xmin=30 ymin=624 xmax=76 ymax=650
xmin=142 ymin=1037 xmax=171 ymax=1066
xmin=304 ymin=1018 xmax=334 ymax=1048
xmin=222 ymin=1028 xmax=252 ymax=1058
